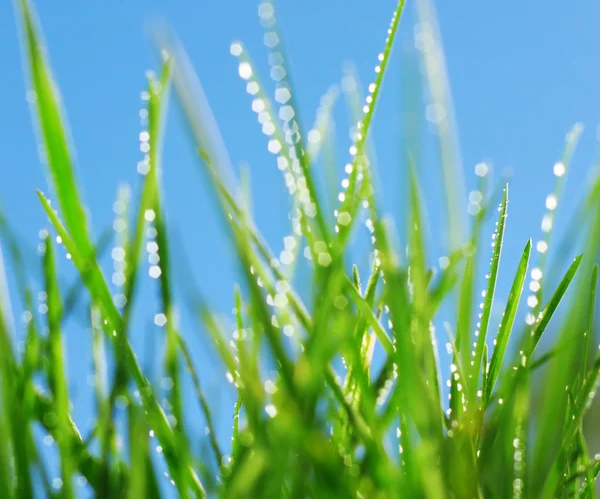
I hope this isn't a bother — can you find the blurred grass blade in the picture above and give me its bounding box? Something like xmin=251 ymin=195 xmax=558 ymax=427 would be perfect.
xmin=345 ymin=276 xmax=393 ymax=355
xmin=128 ymin=404 xmax=161 ymax=499
xmin=42 ymin=236 xmax=75 ymax=498
xmin=416 ymin=0 xmax=466 ymax=250
xmin=255 ymin=2 xmax=330 ymax=244
xmin=542 ymin=349 xmax=600 ymax=496
xmin=145 ymin=65 xmax=194 ymax=498
xmin=533 ymin=123 xmax=583 ymax=310
xmin=0 ymin=247 xmax=18 ymax=498
xmin=583 ymin=264 xmax=598 ymax=375
xmin=178 ymin=335 xmax=223 ymax=466
xmin=407 ymin=160 xmax=443 ymax=406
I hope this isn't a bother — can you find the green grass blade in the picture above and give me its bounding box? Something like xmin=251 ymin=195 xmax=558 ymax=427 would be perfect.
xmin=19 ymin=0 xmax=93 ymax=257
xmin=583 ymin=264 xmax=598 ymax=375
xmin=255 ymin=3 xmax=330 ymax=245
xmin=177 ymin=335 xmax=223 ymax=466
xmin=90 ymin=307 xmax=114 ymax=496
xmin=128 ymin=404 xmax=161 ymax=499
xmin=0 ymin=403 xmax=13 ymax=498
xmin=0 ymin=249 xmax=18 ymax=498
xmin=485 ymin=239 xmax=531 ymax=404
xmin=533 ymin=123 xmax=583 ymax=310
xmin=333 ymin=0 xmax=406 ymax=250
xmin=528 ymin=254 xmax=583 ymax=357
xmin=542 ymin=348 xmax=600 ymax=496
xmin=415 ymin=0 xmax=466 ymax=251
xmin=345 ymin=277 xmax=393 ymax=355
xmin=469 ymin=185 xmax=508 ymax=402
xmin=407 ymin=160 xmax=443 ymax=406
xmin=42 ymin=236 xmax=75 ymax=498
xmin=33 ymin=389 xmax=117 ymax=491
xmin=145 ymin=66 xmax=193 ymax=498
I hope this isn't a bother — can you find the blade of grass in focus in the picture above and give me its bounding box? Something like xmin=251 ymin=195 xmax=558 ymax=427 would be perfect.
xmin=485 ymin=239 xmax=531 ymax=404
xmin=470 ymin=186 xmax=508 ymax=408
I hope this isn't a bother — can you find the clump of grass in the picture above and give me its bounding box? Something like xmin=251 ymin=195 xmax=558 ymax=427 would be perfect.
xmin=2 ymin=0 xmax=600 ymax=497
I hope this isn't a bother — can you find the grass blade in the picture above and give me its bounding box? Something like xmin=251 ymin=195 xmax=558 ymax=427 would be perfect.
xmin=528 ymin=254 xmax=583 ymax=357
xmin=485 ymin=239 xmax=531 ymax=404
xmin=19 ymin=0 xmax=93 ymax=257
xmin=333 ymin=0 xmax=406 ymax=250
xmin=583 ymin=264 xmax=598 ymax=376
xmin=42 ymin=236 xmax=75 ymax=498
xmin=469 ymin=186 xmax=508 ymax=402
xmin=416 ymin=0 xmax=466 ymax=250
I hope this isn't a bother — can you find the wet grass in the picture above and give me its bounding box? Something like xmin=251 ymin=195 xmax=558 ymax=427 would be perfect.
xmin=2 ymin=0 xmax=600 ymax=497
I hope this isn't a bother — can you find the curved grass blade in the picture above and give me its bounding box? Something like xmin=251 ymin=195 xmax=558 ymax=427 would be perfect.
xmin=19 ymin=0 xmax=93 ymax=258
xmin=485 ymin=239 xmax=531 ymax=404
xmin=528 ymin=254 xmax=583 ymax=357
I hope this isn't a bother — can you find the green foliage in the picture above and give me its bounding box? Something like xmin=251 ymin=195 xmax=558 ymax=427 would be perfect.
xmin=2 ymin=0 xmax=599 ymax=497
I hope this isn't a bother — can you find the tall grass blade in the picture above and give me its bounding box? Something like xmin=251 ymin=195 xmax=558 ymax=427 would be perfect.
xmin=485 ymin=239 xmax=531 ymax=404
xmin=42 ymin=236 xmax=75 ymax=498
xmin=469 ymin=186 xmax=508 ymax=402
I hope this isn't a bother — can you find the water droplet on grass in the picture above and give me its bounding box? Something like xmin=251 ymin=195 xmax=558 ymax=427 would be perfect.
xmin=545 ymin=194 xmax=558 ymax=211
xmin=238 ymin=62 xmax=253 ymax=80
xmin=553 ymin=162 xmax=565 ymax=177
xmin=265 ymin=404 xmax=277 ymax=418
xmin=475 ymin=162 xmax=489 ymax=177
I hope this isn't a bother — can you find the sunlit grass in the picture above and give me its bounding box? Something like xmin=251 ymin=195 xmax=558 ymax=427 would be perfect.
xmin=2 ymin=0 xmax=600 ymax=497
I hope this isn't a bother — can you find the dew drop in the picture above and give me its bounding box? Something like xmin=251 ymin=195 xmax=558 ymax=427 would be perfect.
xmin=238 ymin=62 xmax=253 ymax=80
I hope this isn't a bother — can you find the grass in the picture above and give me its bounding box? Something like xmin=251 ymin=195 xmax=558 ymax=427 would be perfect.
xmin=2 ymin=0 xmax=600 ymax=497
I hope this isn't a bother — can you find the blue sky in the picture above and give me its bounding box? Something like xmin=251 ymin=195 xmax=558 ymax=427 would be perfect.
xmin=2 ymin=0 xmax=600 ymax=492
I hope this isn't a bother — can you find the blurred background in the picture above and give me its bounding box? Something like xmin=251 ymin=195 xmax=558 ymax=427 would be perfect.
xmin=1 ymin=0 xmax=600 ymax=493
